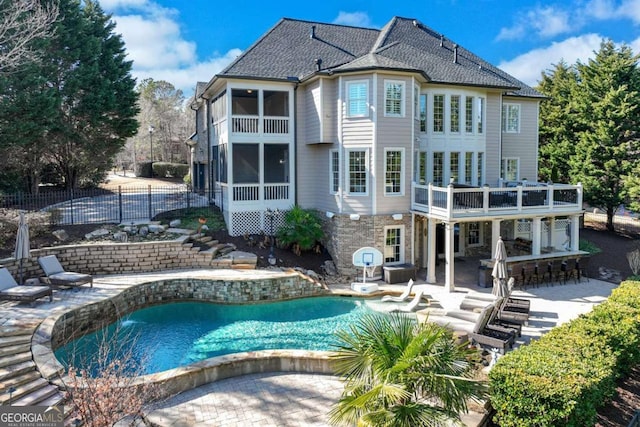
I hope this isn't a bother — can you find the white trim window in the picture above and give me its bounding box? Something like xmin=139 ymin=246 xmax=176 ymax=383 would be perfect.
xmin=384 ymin=80 xmax=405 ymax=117
xmin=477 ymin=152 xmax=484 ymax=185
xmin=477 ymin=97 xmax=485 ymax=134
xmin=419 ymin=94 xmax=427 ymax=132
xmin=346 ymin=81 xmax=369 ymax=117
xmin=384 ymin=225 xmax=405 ymax=264
xmin=330 ymin=149 xmax=340 ymax=194
xmin=384 ymin=148 xmax=404 ymax=195
xmin=450 ymin=95 xmax=460 ymax=133
xmin=464 ymin=152 xmax=473 ymax=185
xmin=465 ymin=96 xmax=474 ymax=133
xmin=502 ymin=103 xmax=520 ymax=133
xmin=433 ymin=152 xmax=444 ymax=186
xmin=433 ymin=94 xmax=444 ymax=132
xmin=502 ymin=158 xmax=520 ymax=181
xmin=450 ymin=152 xmax=460 ymax=184
xmin=467 ymin=222 xmax=482 ymax=246
xmin=347 ymin=149 xmax=368 ymax=195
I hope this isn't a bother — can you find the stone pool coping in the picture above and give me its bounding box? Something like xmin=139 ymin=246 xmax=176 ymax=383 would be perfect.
xmin=30 ymin=269 xmax=364 ymax=398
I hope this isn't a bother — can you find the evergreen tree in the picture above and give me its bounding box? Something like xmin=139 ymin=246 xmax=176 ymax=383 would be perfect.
xmin=537 ymin=61 xmax=582 ymax=183
xmin=569 ymin=41 xmax=640 ymax=231
xmin=46 ymin=0 xmax=138 ymax=188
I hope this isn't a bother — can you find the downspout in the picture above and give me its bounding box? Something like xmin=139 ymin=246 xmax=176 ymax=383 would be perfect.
xmin=293 ymin=82 xmax=299 ymax=206
xmin=189 ymin=101 xmax=199 ymax=192
xmin=202 ymin=94 xmax=212 ymax=204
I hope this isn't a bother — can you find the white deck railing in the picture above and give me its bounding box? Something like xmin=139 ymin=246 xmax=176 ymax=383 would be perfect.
xmin=231 ymin=183 xmax=291 ymax=202
xmin=231 ymin=115 xmax=290 ymax=135
xmin=412 ymin=182 xmax=583 ymax=220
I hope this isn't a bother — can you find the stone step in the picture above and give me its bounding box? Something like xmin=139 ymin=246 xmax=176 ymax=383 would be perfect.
xmin=37 ymin=392 xmax=65 ymax=408
xmin=0 ymin=334 xmax=31 ymax=348
xmin=0 ymin=378 xmax=50 ymax=405
xmin=0 ymin=324 xmax=38 ymax=338
xmin=0 ymin=342 xmax=31 ymax=357
xmin=0 ymin=371 xmax=40 ymax=394
xmin=12 ymin=384 xmax=60 ymax=406
xmin=196 ymin=236 xmax=214 ymax=244
xmin=0 ymin=360 xmax=36 ymax=383
xmin=0 ymin=351 xmax=32 ymax=369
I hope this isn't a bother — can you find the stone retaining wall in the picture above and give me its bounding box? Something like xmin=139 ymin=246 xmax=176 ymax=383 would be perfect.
xmin=47 ymin=276 xmax=329 ymax=348
xmin=0 ymin=237 xmax=256 ymax=281
xmin=33 ymin=275 xmax=331 ymax=398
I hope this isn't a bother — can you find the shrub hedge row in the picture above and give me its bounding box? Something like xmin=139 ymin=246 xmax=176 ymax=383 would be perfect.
xmin=489 ymin=280 xmax=640 ymax=427
xmin=152 ymin=162 xmax=189 ymax=179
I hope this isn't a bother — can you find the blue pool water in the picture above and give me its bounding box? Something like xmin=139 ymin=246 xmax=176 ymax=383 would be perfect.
xmin=55 ymin=296 xmax=374 ymax=375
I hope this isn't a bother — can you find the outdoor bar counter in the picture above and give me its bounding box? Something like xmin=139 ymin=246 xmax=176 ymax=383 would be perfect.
xmin=479 ymin=250 xmax=590 ymax=268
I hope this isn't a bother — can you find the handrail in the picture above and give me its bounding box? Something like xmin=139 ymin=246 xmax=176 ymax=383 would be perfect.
xmin=412 ymin=182 xmax=583 ymax=220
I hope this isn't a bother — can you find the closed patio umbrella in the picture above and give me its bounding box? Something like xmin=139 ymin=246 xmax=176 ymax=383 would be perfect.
xmin=491 ymin=236 xmax=509 ymax=297
xmin=14 ymin=211 xmax=30 ymax=285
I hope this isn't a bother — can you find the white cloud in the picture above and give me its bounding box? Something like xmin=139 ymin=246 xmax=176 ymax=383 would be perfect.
xmin=498 ymin=34 xmax=604 ymax=86
xmin=98 ymin=0 xmax=149 ymax=11
xmin=99 ymin=1 xmax=239 ymax=96
xmin=529 ymin=7 xmax=572 ymax=38
xmin=332 ymin=11 xmax=373 ymax=28
xmin=497 ymin=5 xmax=574 ymax=40
xmin=131 ymin=49 xmax=242 ymax=96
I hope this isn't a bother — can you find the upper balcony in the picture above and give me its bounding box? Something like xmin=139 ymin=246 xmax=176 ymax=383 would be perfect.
xmin=412 ymin=182 xmax=583 ymax=221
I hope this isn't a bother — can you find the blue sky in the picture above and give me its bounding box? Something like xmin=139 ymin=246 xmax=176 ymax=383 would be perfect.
xmin=98 ymin=0 xmax=640 ymax=97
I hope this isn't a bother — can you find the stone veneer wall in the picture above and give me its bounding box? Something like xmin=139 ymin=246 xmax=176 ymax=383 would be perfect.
xmin=0 ymin=236 xmax=254 ymax=282
xmin=49 ymin=276 xmax=329 ymax=349
xmin=321 ymin=213 xmax=413 ymax=276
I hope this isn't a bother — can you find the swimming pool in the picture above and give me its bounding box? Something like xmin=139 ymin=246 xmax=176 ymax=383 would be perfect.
xmin=55 ymin=296 xmax=375 ymax=375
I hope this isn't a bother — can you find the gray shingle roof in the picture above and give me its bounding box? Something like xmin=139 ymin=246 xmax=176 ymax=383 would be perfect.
xmin=216 ymin=16 xmax=542 ymax=98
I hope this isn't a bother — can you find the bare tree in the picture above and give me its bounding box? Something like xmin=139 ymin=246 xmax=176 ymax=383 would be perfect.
xmin=0 ymin=0 xmax=59 ymax=74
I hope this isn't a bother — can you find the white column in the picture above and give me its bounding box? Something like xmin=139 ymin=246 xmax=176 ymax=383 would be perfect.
xmin=570 ymin=214 xmax=580 ymax=251
xmin=427 ymin=218 xmax=437 ymax=283
xmin=548 ymin=217 xmax=556 ymax=250
xmin=444 ymin=222 xmax=455 ymax=292
xmin=532 ymin=217 xmax=542 ymax=255
xmin=491 ymin=220 xmax=502 ymax=258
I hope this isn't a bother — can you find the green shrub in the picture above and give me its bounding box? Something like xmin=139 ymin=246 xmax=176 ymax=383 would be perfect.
xmin=151 ymin=162 xmax=189 ymax=179
xmin=489 ymin=280 xmax=640 ymax=427
xmin=276 ymin=206 xmax=324 ymax=254
xmin=136 ymin=161 xmax=153 ymax=178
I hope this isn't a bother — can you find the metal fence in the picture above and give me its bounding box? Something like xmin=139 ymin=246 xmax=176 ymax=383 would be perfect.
xmin=584 ymin=212 xmax=640 ymax=236
xmin=1 ymin=185 xmax=215 ymax=225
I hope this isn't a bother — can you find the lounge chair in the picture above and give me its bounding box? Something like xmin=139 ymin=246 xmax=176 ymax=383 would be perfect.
xmin=426 ymin=303 xmax=516 ymax=353
xmin=381 ymin=279 xmax=415 ymax=302
xmin=391 ymin=288 xmax=428 ymax=312
xmin=38 ymin=255 xmax=93 ymax=289
xmin=459 ymin=278 xmax=530 ymax=312
xmin=0 ymin=268 xmax=52 ymax=304
xmin=468 ymin=304 xmax=517 ymax=354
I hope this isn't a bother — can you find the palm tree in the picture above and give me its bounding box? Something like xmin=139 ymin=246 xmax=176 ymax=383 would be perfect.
xmin=329 ymin=313 xmax=487 ymax=427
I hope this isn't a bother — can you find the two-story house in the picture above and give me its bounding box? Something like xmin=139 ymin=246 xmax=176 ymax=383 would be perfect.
xmin=188 ymin=17 xmax=584 ymax=290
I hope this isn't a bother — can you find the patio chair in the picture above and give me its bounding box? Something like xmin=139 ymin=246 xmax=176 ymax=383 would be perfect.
xmin=427 ymin=303 xmax=516 ymax=354
xmin=391 ymin=288 xmax=428 ymax=312
xmin=496 ymin=295 xmax=530 ymax=325
xmin=0 ymin=267 xmax=52 ymax=304
xmin=381 ymin=279 xmax=415 ymax=302
xmin=468 ymin=303 xmax=517 ymax=354
xmin=576 ymin=256 xmax=590 ymax=282
xmin=38 ymin=255 xmax=93 ymax=289
xmin=459 ymin=278 xmax=531 ymax=312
